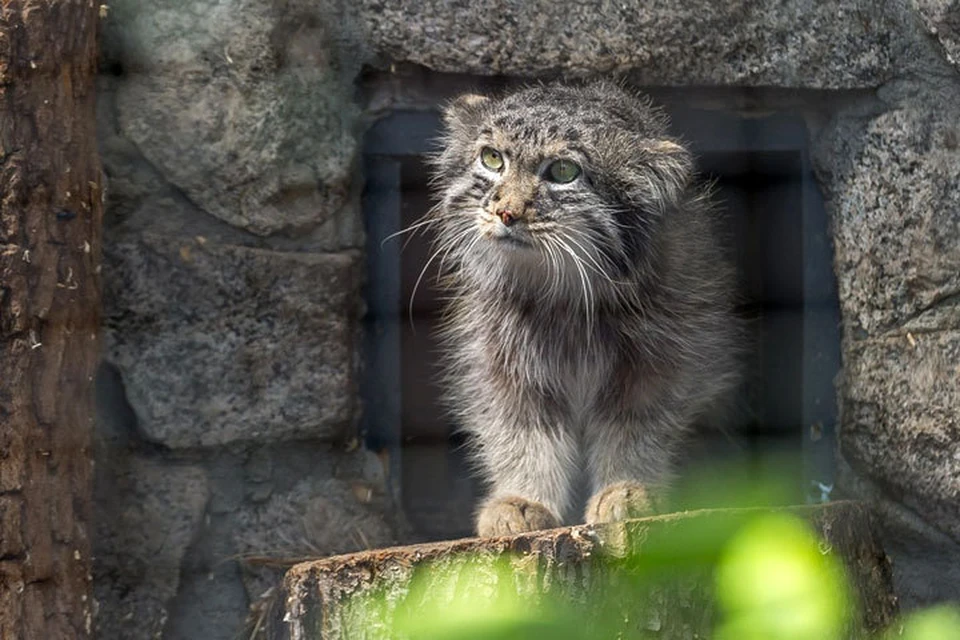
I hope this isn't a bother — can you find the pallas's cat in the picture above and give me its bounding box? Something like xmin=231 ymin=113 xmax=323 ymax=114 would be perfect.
xmin=428 ymin=82 xmax=739 ymax=536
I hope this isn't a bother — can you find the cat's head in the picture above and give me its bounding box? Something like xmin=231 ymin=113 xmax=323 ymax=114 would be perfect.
xmin=431 ymin=81 xmax=694 ymax=295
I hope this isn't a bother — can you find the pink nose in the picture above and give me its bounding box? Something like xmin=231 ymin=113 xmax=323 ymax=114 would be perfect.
xmin=497 ymin=209 xmax=515 ymax=226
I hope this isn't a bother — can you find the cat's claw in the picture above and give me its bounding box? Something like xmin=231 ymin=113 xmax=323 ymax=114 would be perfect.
xmin=585 ymin=481 xmax=659 ymax=525
xmin=476 ymin=496 xmax=560 ymax=537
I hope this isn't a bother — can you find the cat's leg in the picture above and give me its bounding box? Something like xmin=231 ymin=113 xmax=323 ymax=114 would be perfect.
xmin=471 ymin=409 xmax=579 ymax=537
xmin=583 ymin=407 xmax=679 ymax=525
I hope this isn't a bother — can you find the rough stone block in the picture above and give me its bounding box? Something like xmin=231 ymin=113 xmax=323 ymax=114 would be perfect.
xmin=839 ymin=459 xmax=960 ymax=608
xmin=101 ymin=0 xmax=362 ymax=236
xmin=841 ymin=331 xmax=960 ymax=541
xmin=814 ymin=94 xmax=960 ymax=337
xmin=93 ymin=457 xmax=209 ymax=640
xmin=104 ymin=233 xmax=362 ymax=447
xmin=815 ymin=89 xmax=960 ymax=604
xmin=233 ymin=451 xmax=399 ymax=604
xmin=227 ymin=447 xmax=402 ymax=601
xmin=256 ymin=502 xmax=895 ymax=639
xmin=357 ymin=0 xmax=900 ymax=88
xmin=915 ymin=0 xmax=960 ymax=68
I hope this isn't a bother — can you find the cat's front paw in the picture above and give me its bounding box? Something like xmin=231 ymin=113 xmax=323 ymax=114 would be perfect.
xmin=476 ymin=496 xmax=560 ymax=537
xmin=585 ymin=481 xmax=660 ymax=525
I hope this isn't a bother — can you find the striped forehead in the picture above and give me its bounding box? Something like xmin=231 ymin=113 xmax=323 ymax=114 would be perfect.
xmin=482 ymin=110 xmax=585 ymax=162
xmin=484 ymin=129 xmax=572 ymax=163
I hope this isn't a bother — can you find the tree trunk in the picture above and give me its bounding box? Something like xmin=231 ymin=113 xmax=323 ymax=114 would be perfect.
xmin=255 ymin=502 xmax=897 ymax=640
xmin=0 ymin=1 xmax=102 ymax=638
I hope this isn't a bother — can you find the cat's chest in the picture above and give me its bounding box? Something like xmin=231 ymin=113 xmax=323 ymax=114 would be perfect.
xmin=560 ymin=349 xmax=610 ymax=419
xmin=486 ymin=310 xmax=614 ymax=408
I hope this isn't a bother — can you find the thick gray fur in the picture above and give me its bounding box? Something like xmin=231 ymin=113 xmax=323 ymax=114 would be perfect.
xmin=427 ymin=81 xmax=740 ymax=536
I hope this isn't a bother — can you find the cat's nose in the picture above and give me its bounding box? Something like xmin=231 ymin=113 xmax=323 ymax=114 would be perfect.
xmin=497 ymin=208 xmax=516 ymax=226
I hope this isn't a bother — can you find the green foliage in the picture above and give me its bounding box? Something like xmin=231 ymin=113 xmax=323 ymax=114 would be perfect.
xmin=714 ymin=513 xmax=851 ymax=640
xmin=365 ymin=462 xmax=960 ymax=639
xmin=395 ymin=560 xmax=587 ymax=640
xmin=886 ymin=605 xmax=960 ymax=640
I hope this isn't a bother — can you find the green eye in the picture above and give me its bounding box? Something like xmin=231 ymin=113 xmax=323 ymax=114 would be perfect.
xmin=480 ymin=147 xmax=504 ymax=171
xmin=546 ymin=159 xmax=581 ymax=184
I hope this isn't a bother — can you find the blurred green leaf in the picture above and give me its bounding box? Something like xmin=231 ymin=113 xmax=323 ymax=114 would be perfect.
xmin=714 ymin=512 xmax=851 ymax=640
xmin=356 ymin=461 xmax=957 ymax=640
xmin=886 ymin=604 xmax=960 ymax=640
xmin=671 ymin=455 xmax=803 ymax=511
xmin=622 ymin=510 xmax=751 ymax=578
xmin=393 ymin=557 xmax=591 ymax=640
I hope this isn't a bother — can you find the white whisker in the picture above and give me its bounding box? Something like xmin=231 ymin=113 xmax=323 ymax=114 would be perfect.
xmin=380 ymin=217 xmax=439 ymax=247
xmin=551 ymin=235 xmax=595 ymax=339
xmin=410 ymin=220 xmax=477 ymax=332
xmin=557 ymin=227 xmax=628 ymax=289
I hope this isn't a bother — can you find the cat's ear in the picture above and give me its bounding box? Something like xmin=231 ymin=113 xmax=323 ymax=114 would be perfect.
xmin=443 ymin=94 xmax=490 ymax=131
xmin=635 ymin=139 xmax=694 ymax=211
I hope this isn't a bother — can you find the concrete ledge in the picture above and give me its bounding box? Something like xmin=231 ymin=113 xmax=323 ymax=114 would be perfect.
xmin=253 ymin=501 xmax=896 ymax=639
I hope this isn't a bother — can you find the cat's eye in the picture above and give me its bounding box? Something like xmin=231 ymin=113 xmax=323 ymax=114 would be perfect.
xmin=546 ymin=159 xmax=581 ymax=184
xmin=480 ymin=147 xmax=504 ymax=171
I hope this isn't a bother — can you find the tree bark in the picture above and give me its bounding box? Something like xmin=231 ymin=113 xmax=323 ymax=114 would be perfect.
xmin=0 ymin=1 xmax=102 ymax=638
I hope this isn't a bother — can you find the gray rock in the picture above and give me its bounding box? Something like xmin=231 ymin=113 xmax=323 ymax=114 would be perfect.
xmin=103 ymin=233 xmax=363 ymax=448
xmin=914 ymin=0 xmax=960 ymax=68
xmin=841 ymin=331 xmax=960 ymax=542
xmin=98 ymin=68 xmax=365 ymax=254
xmin=814 ymin=92 xmax=960 ymax=337
xmin=357 ymin=0 xmax=899 ymax=88
xmin=93 ymin=457 xmax=209 ymax=640
xmin=880 ymin=504 xmax=960 ymax=608
xmin=102 ymin=0 xmax=362 ymax=236
xmin=97 ymin=75 xmax=174 ymax=226
xmin=815 ymin=88 xmax=960 ymax=563
xmin=838 ymin=458 xmax=960 ymax=608
xmin=232 ymin=454 xmax=398 ymax=603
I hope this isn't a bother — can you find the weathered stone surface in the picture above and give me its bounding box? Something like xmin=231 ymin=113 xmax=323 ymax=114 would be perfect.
xmin=815 ymin=92 xmax=960 ymax=337
xmin=258 ymin=503 xmax=895 ymax=640
xmin=841 ymin=332 xmax=960 ymax=541
xmin=101 ymin=0 xmax=362 ymax=236
xmin=233 ymin=449 xmax=398 ymax=603
xmin=815 ymin=88 xmax=960 ymax=604
xmin=103 ymin=234 xmax=363 ymax=447
xmin=357 ymin=0 xmax=899 ymax=88
xmin=93 ymin=457 xmax=209 ymax=640
xmin=838 ymin=459 xmax=960 ymax=608
xmin=915 ymin=0 xmax=960 ymax=68
xmin=97 ymin=77 xmax=173 ymax=225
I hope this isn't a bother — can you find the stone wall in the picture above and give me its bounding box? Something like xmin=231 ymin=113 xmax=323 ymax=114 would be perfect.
xmin=94 ymin=0 xmax=960 ymax=637
xmin=94 ymin=2 xmax=400 ymax=638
